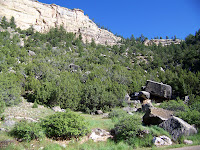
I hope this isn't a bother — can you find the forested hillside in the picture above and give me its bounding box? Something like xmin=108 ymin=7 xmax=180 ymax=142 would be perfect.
xmin=0 ymin=16 xmax=200 ymax=114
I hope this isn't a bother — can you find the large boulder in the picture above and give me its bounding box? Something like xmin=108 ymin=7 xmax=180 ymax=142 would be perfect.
xmin=145 ymin=80 xmax=172 ymax=99
xmin=153 ymin=135 xmax=172 ymax=146
xmin=143 ymin=107 xmax=174 ymax=125
xmin=159 ymin=116 xmax=197 ymax=141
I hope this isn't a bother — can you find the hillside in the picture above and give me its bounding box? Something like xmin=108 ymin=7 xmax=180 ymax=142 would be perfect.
xmin=0 ymin=0 xmax=200 ymax=149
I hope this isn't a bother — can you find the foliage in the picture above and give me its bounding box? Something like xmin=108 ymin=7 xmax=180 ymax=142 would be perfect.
xmin=159 ymin=99 xmax=189 ymax=112
xmin=41 ymin=110 xmax=89 ymax=139
xmin=0 ymin=73 xmax=21 ymax=106
xmin=108 ymin=108 xmax=128 ymax=120
xmin=10 ymin=120 xmax=45 ymax=142
xmin=32 ymin=100 xmax=38 ymax=108
xmin=114 ymin=115 xmax=141 ymax=142
xmin=177 ymin=110 xmax=200 ymax=128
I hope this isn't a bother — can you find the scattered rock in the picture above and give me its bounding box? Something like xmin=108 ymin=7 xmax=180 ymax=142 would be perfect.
xmin=183 ymin=140 xmax=193 ymax=145
xmin=69 ymin=63 xmax=79 ymax=72
xmin=142 ymin=99 xmax=153 ymax=112
xmin=52 ymin=106 xmax=65 ymax=112
xmin=28 ymin=50 xmax=36 ymax=56
xmin=153 ymin=135 xmax=172 ymax=146
xmin=143 ymin=107 xmax=174 ymax=125
xmin=102 ymin=113 xmax=109 ymax=118
xmin=89 ymin=128 xmax=113 ymax=142
xmin=3 ymin=120 xmax=16 ymax=128
xmin=124 ymin=93 xmax=131 ymax=101
xmin=95 ymin=110 xmax=103 ymax=115
xmin=159 ymin=116 xmax=197 ymax=141
xmin=138 ymin=129 xmax=150 ymax=137
xmin=139 ymin=91 xmax=150 ymax=99
xmin=123 ymin=106 xmax=137 ymax=113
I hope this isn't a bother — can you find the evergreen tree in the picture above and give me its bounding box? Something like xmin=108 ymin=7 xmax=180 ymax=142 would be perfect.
xmin=0 ymin=16 xmax=8 ymax=29
xmin=10 ymin=16 xmax=16 ymax=29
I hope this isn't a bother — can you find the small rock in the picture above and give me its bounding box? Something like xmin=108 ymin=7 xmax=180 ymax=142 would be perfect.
xmin=139 ymin=91 xmax=150 ymax=99
xmin=142 ymin=99 xmax=153 ymax=112
xmin=89 ymin=128 xmax=113 ymax=142
xmin=95 ymin=110 xmax=103 ymax=115
xmin=183 ymin=140 xmax=193 ymax=145
xmin=52 ymin=106 xmax=64 ymax=112
xmin=4 ymin=120 xmax=16 ymax=128
xmin=153 ymin=135 xmax=172 ymax=146
xmin=123 ymin=106 xmax=137 ymax=113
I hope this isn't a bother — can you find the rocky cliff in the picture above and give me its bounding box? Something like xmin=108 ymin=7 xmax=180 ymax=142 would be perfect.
xmin=0 ymin=0 xmax=121 ymax=45
xmin=144 ymin=39 xmax=182 ymax=46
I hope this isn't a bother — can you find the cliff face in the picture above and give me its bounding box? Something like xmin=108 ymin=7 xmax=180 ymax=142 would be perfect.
xmin=0 ymin=0 xmax=121 ymax=45
xmin=144 ymin=39 xmax=182 ymax=46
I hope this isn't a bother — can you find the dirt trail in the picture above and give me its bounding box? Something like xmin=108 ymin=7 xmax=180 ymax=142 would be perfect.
xmin=169 ymin=145 xmax=200 ymax=150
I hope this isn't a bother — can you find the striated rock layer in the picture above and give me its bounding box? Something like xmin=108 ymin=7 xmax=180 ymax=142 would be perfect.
xmin=0 ymin=0 xmax=121 ymax=45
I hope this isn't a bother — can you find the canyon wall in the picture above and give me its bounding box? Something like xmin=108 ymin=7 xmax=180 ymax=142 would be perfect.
xmin=0 ymin=0 xmax=121 ymax=45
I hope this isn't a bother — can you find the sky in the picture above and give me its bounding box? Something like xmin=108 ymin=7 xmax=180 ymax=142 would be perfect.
xmin=39 ymin=0 xmax=200 ymax=40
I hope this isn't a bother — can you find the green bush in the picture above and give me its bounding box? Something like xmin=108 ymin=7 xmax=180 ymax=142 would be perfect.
xmin=177 ymin=110 xmax=200 ymax=127
xmin=159 ymin=99 xmax=189 ymax=112
xmin=0 ymin=73 xmax=21 ymax=106
xmin=42 ymin=110 xmax=89 ymax=139
xmin=108 ymin=108 xmax=128 ymax=119
xmin=10 ymin=120 xmax=45 ymax=142
xmin=114 ymin=115 xmax=141 ymax=143
xmin=0 ymin=98 xmax=5 ymax=115
xmin=32 ymin=100 xmax=38 ymax=108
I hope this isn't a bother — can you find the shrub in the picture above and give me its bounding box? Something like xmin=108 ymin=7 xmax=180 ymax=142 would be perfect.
xmin=10 ymin=120 xmax=45 ymax=142
xmin=108 ymin=108 xmax=128 ymax=119
xmin=159 ymin=99 xmax=189 ymax=112
xmin=42 ymin=110 xmax=89 ymax=139
xmin=32 ymin=100 xmax=38 ymax=108
xmin=114 ymin=115 xmax=141 ymax=142
xmin=177 ymin=110 xmax=200 ymax=128
xmin=0 ymin=98 xmax=5 ymax=115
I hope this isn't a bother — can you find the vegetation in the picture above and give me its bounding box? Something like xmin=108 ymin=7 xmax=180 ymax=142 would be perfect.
xmin=10 ymin=120 xmax=45 ymax=142
xmin=0 ymin=16 xmax=200 ymax=149
xmin=41 ymin=110 xmax=89 ymax=140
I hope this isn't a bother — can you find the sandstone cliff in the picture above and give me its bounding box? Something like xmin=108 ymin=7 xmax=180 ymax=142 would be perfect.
xmin=144 ymin=39 xmax=182 ymax=46
xmin=0 ymin=0 xmax=121 ymax=45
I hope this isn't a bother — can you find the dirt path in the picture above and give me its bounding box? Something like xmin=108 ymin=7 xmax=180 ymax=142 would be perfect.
xmin=169 ymin=145 xmax=200 ymax=150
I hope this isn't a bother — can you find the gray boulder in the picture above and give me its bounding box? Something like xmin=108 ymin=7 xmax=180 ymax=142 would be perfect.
xmin=145 ymin=80 xmax=172 ymax=99
xmin=28 ymin=50 xmax=36 ymax=56
xmin=52 ymin=106 xmax=65 ymax=112
xmin=143 ymin=107 xmax=174 ymax=125
xmin=95 ymin=110 xmax=103 ymax=115
xmin=159 ymin=116 xmax=197 ymax=141
xmin=123 ymin=106 xmax=137 ymax=113
xmin=139 ymin=91 xmax=150 ymax=99
xmin=153 ymin=135 xmax=172 ymax=146
xmin=89 ymin=128 xmax=113 ymax=142
xmin=183 ymin=140 xmax=193 ymax=145
xmin=124 ymin=93 xmax=130 ymax=101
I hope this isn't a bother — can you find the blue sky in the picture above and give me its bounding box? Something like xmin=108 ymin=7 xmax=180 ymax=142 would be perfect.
xmin=39 ymin=0 xmax=200 ymax=39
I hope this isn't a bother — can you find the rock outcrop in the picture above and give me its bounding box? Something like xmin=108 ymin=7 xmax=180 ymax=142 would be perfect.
xmin=159 ymin=116 xmax=197 ymax=141
xmin=144 ymin=80 xmax=172 ymax=99
xmin=144 ymin=39 xmax=182 ymax=46
xmin=0 ymin=0 xmax=121 ymax=45
xmin=143 ymin=107 xmax=174 ymax=125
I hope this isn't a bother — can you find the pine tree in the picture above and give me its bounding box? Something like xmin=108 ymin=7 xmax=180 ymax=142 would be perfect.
xmin=0 ymin=16 xmax=8 ymax=29
xmin=10 ymin=16 xmax=16 ymax=29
